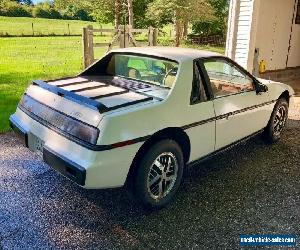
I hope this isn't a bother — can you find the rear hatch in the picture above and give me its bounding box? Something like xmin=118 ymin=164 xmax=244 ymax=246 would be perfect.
xmin=21 ymin=76 xmax=160 ymax=126
xmin=17 ymin=76 xmax=162 ymax=147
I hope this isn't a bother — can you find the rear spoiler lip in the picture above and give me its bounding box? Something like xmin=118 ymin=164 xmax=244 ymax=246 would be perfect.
xmin=32 ymin=80 xmax=154 ymax=113
xmin=32 ymin=80 xmax=108 ymax=113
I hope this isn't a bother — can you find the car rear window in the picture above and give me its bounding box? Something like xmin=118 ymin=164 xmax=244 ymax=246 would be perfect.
xmin=106 ymin=54 xmax=179 ymax=88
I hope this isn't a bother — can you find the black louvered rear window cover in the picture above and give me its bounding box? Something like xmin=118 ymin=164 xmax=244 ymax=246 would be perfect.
xmin=110 ymin=78 xmax=151 ymax=91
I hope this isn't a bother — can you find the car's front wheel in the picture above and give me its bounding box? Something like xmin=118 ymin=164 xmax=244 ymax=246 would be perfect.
xmin=132 ymin=139 xmax=184 ymax=209
xmin=264 ymin=98 xmax=289 ymax=143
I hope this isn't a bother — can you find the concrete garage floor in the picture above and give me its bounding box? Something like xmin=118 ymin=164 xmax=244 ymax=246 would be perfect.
xmin=287 ymin=80 xmax=300 ymax=97
xmin=0 ymin=108 xmax=299 ymax=249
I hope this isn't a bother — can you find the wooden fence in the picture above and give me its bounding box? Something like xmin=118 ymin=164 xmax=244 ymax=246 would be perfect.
xmin=82 ymin=25 xmax=158 ymax=68
xmin=188 ymin=34 xmax=225 ymax=47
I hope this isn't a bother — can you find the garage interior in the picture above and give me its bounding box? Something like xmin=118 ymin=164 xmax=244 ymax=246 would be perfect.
xmin=226 ymin=0 xmax=300 ymax=96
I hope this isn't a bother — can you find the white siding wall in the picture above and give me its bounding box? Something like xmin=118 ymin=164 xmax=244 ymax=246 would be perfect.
xmin=234 ymin=0 xmax=254 ymax=68
xmin=226 ymin=0 xmax=300 ymax=72
xmin=226 ymin=0 xmax=256 ymax=69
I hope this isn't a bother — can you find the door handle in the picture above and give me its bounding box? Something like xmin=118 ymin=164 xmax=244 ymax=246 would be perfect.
xmin=226 ymin=112 xmax=233 ymax=120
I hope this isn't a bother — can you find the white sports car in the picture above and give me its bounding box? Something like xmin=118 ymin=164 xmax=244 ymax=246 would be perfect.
xmin=10 ymin=47 xmax=294 ymax=209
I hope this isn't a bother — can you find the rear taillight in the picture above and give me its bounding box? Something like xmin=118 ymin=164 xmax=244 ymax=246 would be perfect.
xmin=19 ymin=95 xmax=99 ymax=145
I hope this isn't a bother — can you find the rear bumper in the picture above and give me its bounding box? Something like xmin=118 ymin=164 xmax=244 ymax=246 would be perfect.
xmin=10 ymin=114 xmax=86 ymax=186
xmin=43 ymin=147 xmax=86 ymax=186
xmin=9 ymin=115 xmax=28 ymax=147
xmin=9 ymin=111 xmax=142 ymax=189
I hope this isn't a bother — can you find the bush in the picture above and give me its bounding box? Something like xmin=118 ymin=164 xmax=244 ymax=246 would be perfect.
xmin=48 ymin=9 xmax=62 ymax=19
xmin=59 ymin=6 xmax=76 ymax=20
xmin=73 ymin=9 xmax=92 ymax=21
xmin=61 ymin=13 xmax=73 ymax=20
xmin=1 ymin=1 xmax=32 ymax=17
xmin=32 ymin=6 xmax=51 ymax=18
xmin=31 ymin=1 xmax=62 ymax=19
xmin=192 ymin=21 xmax=225 ymax=37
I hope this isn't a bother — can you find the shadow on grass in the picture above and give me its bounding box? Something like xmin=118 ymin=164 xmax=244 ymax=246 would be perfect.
xmin=0 ymin=92 xmax=20 ymax=132
xmin=0 ymin=72 xmax=43 ymax=132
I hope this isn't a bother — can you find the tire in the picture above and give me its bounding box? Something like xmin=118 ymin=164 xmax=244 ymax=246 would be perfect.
xmin=132 ymin=139 xmax=184 ymax=210
xmin=263 ymin=98 xmax=289 ymax=143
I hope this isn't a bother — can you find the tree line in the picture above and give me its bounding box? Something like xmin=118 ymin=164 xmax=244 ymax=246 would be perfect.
xmin=0 ymin=0 xmax=229 ymax=45
xmin=0 ymin=0 xmax=93 ymax=21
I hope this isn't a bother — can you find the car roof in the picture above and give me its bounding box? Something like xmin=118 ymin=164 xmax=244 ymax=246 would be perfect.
xmin=110 ymin=47 xmax=223 ymax=62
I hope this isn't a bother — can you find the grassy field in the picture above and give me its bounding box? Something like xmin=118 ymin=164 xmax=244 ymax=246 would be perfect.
xmin=0 ymin=17 xmax=225 ymax=133
xmin=0 ymin=16 xmax=112 ymax=36
xmin=0 ymin=36 xmax=224 ymax=133
xmin=0 ymin=36 xmax=107 ymax=132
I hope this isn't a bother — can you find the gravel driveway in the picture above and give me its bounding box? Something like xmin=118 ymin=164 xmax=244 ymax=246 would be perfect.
xmin=0 ymin=103 xmax=299 ymax=249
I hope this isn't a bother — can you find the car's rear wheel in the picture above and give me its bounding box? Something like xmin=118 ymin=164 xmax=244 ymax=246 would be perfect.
xmin=264 ymin=98 xmax=289 ymax=143
xmin=132 ymin=140 xmax=184 ymax=209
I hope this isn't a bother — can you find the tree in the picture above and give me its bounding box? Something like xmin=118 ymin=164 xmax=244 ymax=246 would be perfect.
xmin=192 ymin=0 xmax=229 ymax=36
xmin=85 ymin=0 xmax=135 ymax=28
xmin=1 ymin=0 xmax=32 ymax=17
xmin=114 ymin=0 xmax=121 ymax=27
xmin=146 ymin=0 xmax=215 ymax=46
xmin=88 ymin=0 xmax=114 ymax=23
xmin=74 ymin=9 xmax=92 ymax=21
xmin=32 ymin=6 xmax=50 ymax=18
xmin=133 ymin=0 xmax=154 ymax=28
xmin=127 ymin=0 xmax=133 ymax=27
xmin=53 ymin=0 xmax=153 ymax=28
xmin=15 ymin=0 xmax=33 ymax=6
xmin=54 ymin=0 xmax=113 ymax=22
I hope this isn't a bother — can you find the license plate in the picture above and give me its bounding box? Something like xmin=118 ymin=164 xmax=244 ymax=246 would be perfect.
xmin=31 ymin=134 xmax=45 ymax=157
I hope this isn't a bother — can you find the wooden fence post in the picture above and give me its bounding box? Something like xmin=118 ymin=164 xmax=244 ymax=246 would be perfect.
xmin=119 ymin=25 xmax=125 ymax=48
xmin=99 ymin=24 xmax=103 ymax=36
xmin=82 ymin=26 xmax=89 ymax=68
xmin=125 ymin=25 xmax=130 ymax=48
xmin=148 ymin=26 xmax=154 ymax=46
xmin=87 ymin=25 xmax=94 ymax=66
xmin=82 ymin=24 xmax=158 ymax=68
xmin=82 ymin=25 xmax=94 ymax=68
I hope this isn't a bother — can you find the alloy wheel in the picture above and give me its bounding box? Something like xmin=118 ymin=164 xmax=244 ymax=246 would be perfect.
xmin=273 ymin=106 xmax=287 ymax=136
xmin=147 ymin=152 xmax=178 ymax=200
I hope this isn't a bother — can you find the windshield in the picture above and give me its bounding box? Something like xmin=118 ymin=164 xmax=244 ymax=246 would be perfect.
xmin=106 ymin=54 xmax=179 ymax=88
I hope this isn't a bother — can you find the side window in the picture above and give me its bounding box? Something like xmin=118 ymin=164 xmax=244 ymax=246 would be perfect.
xmin=190 ymin=63 xmax=208 ymax=104
xmin=203 ymin=59 xmax=254 ymax=98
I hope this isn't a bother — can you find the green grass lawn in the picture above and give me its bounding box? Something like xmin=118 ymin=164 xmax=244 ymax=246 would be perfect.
xmin=0 ymin=16 xmax=112 ymax=36
xmin=0 ymin=33 xmax=225 ymax=133
xmin=0 ymin=36 xmax=106 ymax=132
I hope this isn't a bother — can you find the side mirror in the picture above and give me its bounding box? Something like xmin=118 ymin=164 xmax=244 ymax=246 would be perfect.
xmin=256 ymin=83 xmax=268 ymax=94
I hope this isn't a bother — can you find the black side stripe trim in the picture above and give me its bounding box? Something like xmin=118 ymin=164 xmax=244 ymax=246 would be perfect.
xmin=20 ymin=98 xmax=277 ymax=151
xmin=183 ymin=100 xmax=277 ymax=130
xmin=182 ymin=117 xmax=216 ymax=130
xmin=106 ymin=99 xmax=277 ymax=149
xmin=215 ymin=100 xmax=277 ymax=121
